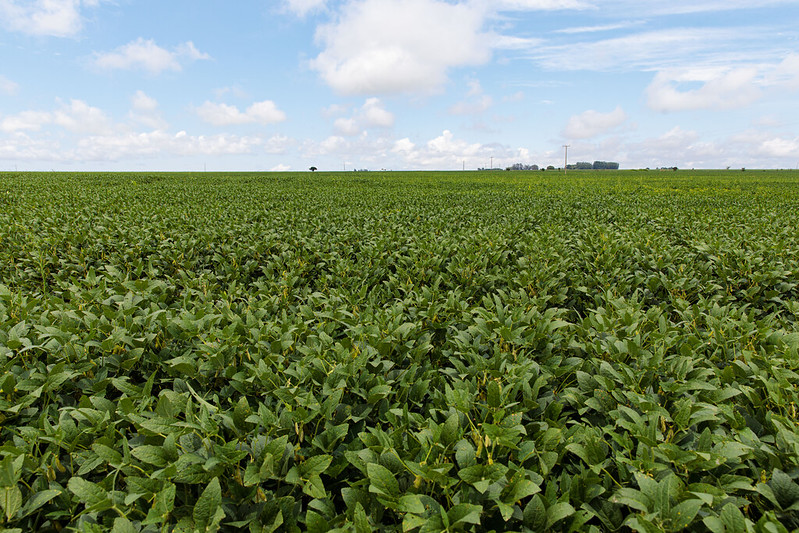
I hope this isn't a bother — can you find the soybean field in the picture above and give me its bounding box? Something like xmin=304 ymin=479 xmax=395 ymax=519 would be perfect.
xmin=1 ymin=170 xmax=799 ymax=532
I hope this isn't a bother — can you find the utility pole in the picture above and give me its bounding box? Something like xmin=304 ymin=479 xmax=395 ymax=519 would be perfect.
xmin=490 ymin=156 xmax=493 ymax=169
xmin=563 ymin=145 xmax=570 ymax=175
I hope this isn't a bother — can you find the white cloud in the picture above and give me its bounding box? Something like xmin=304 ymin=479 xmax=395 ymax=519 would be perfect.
xmin=563 ymin=106 xmax=627 ymax=139
xmin=52 ymin=99 xmax=112 ymax=134
xmin=0 ymin=111 xmax=52 ymax=133
xmin=0 ymin=0 xmax=102 ymax=37
xmin=450 ymin=80 xmax=494 ymax=115
xmin=318 ymin=135 xmax=350 ymax=154
xmin=554 ymin=20 xmax=644 ymax=34
xmin=769 ymin=53 xmax=799 ymax=90
xmin=247 ymin=101 xmax=288 ymax=124
xmin=270 ymin=163 xmax=292 ymax=171
xmin=391 ymin=129 xmax=520 ymax=169
xmin=360 ymin=98 xmax=394 ymax=127
xmin=311 ymin=0 xmax=492 ymax=95
xmin=94 ymin=38 xmax=211 ymax=74
xmin=195 ymin=100 xmax=286 ymax=126
xmin=756 ymin=137 xmax=799 ymax=158
xmin=332 ymin=98 xmax=394 ymax=135
xmin=128 ymin=90 xmax=167 ymax=130
xmin=131 ymin=90 xmax=158 ymax=113
xmin=284 ymin=0 xmax=327 ymax=16
xmin=73 ymin=130 xmax=265 ymax=160
xmin=0 ymin=75 xmax=18 ymax=95
xmin=1 ymin=99 xmax=110 ymax=134
xmin=334 ymin=117 xmax=360 ymax=136
xmin=492 ymin=0 xmax=592 ymax=10
xmin=530 ymin=28 xmax=754 ymax=72
xmin=646 ymin=67 xmax=762 ymax=112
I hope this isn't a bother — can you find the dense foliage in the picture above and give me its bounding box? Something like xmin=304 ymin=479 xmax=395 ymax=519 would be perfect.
xmin=1 ymin=170 xmax=798 ymax=532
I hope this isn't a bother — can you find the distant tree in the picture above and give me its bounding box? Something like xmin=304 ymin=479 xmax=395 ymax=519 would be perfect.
xmin=309 ymin=166 xmax=317 ymax=172
xmin=592 ymin=161 xmax=620 ymax=170
xmin=546 ymin=165 xmax=555 ymax=170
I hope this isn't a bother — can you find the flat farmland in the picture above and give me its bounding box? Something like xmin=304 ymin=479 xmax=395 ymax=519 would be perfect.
xmin=1 ymin=170 xmax=798 ymax=532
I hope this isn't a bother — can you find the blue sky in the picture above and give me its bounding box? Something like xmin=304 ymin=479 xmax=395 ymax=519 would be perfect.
xmin=1 ymin=0 xmax=798 ymax=171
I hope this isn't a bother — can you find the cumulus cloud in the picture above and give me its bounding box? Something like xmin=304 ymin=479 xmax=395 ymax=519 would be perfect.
xmin=333 ymin=98 xmax=394 ymax=135
xmin=311 ymin=0 xmax=492 ymax=95
xmin=334 ymin=118 xmax=360 ymax=136
xmin=128 ymin=90 xmax=167 ymax=130
xmin=52 ymin=99 xmax=113 ymax=134
xmin=94 ymin=38 xmax=211 ymax=74
xmin=195 ymin=100 xmax=286 ymax=126
xmin=755 ymin=136 xmax=799 ymax=158
xmin=1 ymin=99 xmax=111 ymax=134
xmin=74 ymin=130 xmax=267 ymax=160
xmin=0 ymin=0 xmax=102 ymax=37
xmin=391 ymin=129 xmax=520 ymax=169
xmin=0 ymin=111 xmax=52 ymax=133
xmin=563 ymin=106 xmax=627 ymax=139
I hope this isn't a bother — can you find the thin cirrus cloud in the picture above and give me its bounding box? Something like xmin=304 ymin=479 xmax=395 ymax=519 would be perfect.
xmin=195 ymin=101 xmax=287 ymax=126
xmin=530 ymin=28 xmax=750 ymax=72
xmin=0 ymin=0 xmax=103 ymax=37
xmin=93 ymin=39 xmax=211 ymax=75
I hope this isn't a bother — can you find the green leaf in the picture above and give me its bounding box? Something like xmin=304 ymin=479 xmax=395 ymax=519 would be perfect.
xmin=0 ymin=456 xmax=22 ymax=487
xmin=769 ymin=469 xmax=799 ymax=508
xmin=306 ymin=510 xmax=330 ymax=533
xmin=0 ymin=486 xmax=22 ymax=521
xmin=523 ymin=495 xmax=547 ymax=532
xmin=303 ymin=474 xmax=327 ymax=499
xmin=440 ymin=413 xmax=459 ymax=446
xmin=487 ymin=381 xmax=501 ymax=409
xmin=546 ymin=502 xmax=575 ymax=529
xmin=448 ymin=503 xmax=482 ymax=526
xmin=143 ymin=483 xmax=176 ymax=525
xmin=399 ymin=494 xmax=426 ymax=514
xmin=669 ymin=499 xmax=703 ymax=530
xmin=367 ymin=463 xmax=399 ymax=501
xmin=300 ymin=454 xmax=333 ymax=477
xmin=68 ymin=477 xmax=112 ymax=511
xmin=93 ymin=443 xmax=124 ymax=466
xmin=611 ymin=488 xmax=650 ymax=513
xmin=131 ymin=445 xmax=169 ymax=467
xmin=455 ymin=439 xmax=476 ymax=469
xmin=503 ymin=477 xmax=541 ymax=503
xmin=111 ymin=517 xmax=138 ymax=533
xmin=193 ymin=477 xmax=222 ymax=532
xmin=18 ymin=489 xmax=61 ymax=518
xmin=353 ymin=502 xmax=371 ymax=533
xmin=720 ymin=503 xmax=747 ymax=533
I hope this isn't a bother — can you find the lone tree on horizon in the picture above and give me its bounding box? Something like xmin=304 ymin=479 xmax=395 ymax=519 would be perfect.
xmin=309 ymin=166 xmax=317 ymax=172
